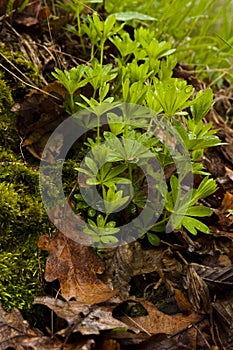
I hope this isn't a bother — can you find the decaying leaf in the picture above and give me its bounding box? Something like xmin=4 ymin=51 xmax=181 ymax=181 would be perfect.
xmin=136 ymin=333 xmax=192 ymax=350
xmin=96 ymin=339 xmax=121 ymax=350
xmin=0 ymin=304 xmax=81 ymax=349
xmin=212 ymin=293 xmax=233 ymax=348
xmin=185 ymin=265 xmax=210 ymax=313
xmin=220 ymin=191 xmax=233 ymax=212
xmin=13 ymin=0 xmax=42 ymax=27
xmin=33 ymin=296 xmax=90 ymax=325
xmin=38 ymin=232 xmax=117 ymax=303
xmin=34 ymin=297 xmax=128 ymax=336
xmin=0 ymin=304 xmax=41 ymax=349
xmin=105 ymin=242 xmax=182 ymax=298
xmin=192 ymin=262 xmax=233 ymax=287
xmin=120 ymin=300 xmax=201 ymax=335
xmin=174 ymin=289 xmax=194 ymax=314
xmin=15 ymin=82 xmax=68 ymax=160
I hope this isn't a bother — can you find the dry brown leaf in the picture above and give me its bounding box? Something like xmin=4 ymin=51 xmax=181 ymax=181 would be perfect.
xmin=34 ymin=297 xmax=128 ymax=336
xmin=121 ymin=300 xmax=201 ymax=335
xmin=0 ymin=304 xmax=41 ymax=349
xmin=136 ymin=333 xmax=192 ymax=350
xmin=14 ymin=0 xmax=42 ymax=27
xmin=33 ymin=296 xmax=90 ymax=324
xmin=185 ymin=265 xmax=210 ymax=313
xmin=174 ymin=289 xmax=194 ymax=314
xmin=192 ymin=262 xmax=233 ymax=287
xmin=69 ymin=307 xmax=128 ymax=335
xmin=220 ymin=191 xmax=233 ymax=212
xmin=0 ymin=304 xmax=79 ymax=349
xmin=105 ymin=242 xmax=170 ymax=298
xmin=15 ymin=82 xmax=68 ymax=160
xmin=96 ymin=339 xmax=121 ymax=350
xmin=212 ymin=294 xmax=233 ymax=348
xmin=38 ymin=232 xmax=117 ymax=303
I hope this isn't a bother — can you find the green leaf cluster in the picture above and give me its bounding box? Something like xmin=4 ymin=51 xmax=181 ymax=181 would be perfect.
xmin=51 ymin=9 xmax=223 ymax=247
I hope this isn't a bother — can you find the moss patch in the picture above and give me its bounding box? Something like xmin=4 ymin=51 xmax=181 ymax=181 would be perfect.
xmin=0 ymin=54 xmax=52 ymax=323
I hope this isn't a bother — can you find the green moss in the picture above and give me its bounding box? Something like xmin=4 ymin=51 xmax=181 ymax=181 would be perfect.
xmin=0 ymin=244 xmax=45 ymax=312
xmin=0 ymin=68 xmax=52 ymax=320
xmin=0 ymin=74 xmax=20 ymax=151
xmin=0 ymin=43 xmax=41 ymax=99
xmin=0 ymin=163 xmax=53 ymax=320
xmin=0 ymin=73 xmax=14 ymax=112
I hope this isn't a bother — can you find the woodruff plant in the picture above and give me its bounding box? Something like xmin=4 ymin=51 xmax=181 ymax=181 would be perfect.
xmin=50 ymin=12 xmax=221 ymax=247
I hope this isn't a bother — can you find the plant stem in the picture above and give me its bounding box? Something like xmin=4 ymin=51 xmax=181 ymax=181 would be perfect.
xmin=100 ymin=40 xmax=104 ymax=66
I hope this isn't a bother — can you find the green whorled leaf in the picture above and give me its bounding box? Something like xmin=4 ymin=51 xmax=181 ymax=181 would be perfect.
xmin=104 ymin=14 xmax=117 ymax=35
xmin=153 ymin=78 xmax=194 ymax=116
xmin=147 ymin=232 xmax=161 ymax=246
xmin=105 ymin=221 xmax=116 ymax=228
xmin=172 ymin=118 xmax=189 ymax=146
xmin=86 ymin=177 xmax=99 ymax=185
xmin=114 ymin=11 xmax=157 ymax=21
xmin=74 ymin=167 xmax=92 ymax=176
xmin=164 ymin=192 xmax=174 ymax=212
xmin=87 ymin=218 xmax=97 ymax=227
xmin=101 ymin=235 xmax=119 ymax=244
xmin=170 ymin=175 xmax=180 ymax=206
xmin=113 ymin=177 xmax=132 ymax=185
xmin=194 ymin=177 xmax=217 ymax=200
xmin=85 ymin=157 xmax=99 ymax=174
xmin=109 ymin=32 xmax=139 ymax=57
xmin=191 ymin=88 xmax=213 ymax=123
xmin=188 ymin=136 xmax=222 ymax=150
xmin=97 ymin=214 xmax=105 ymax=227
xmin=182 ymin=216 xmax=210 ymax=235
xmin=150 ymin=221 xmax=166 ymax=233
xmin=107 ymin=113 xmax=125 ymax=135
xmin=185 ymin=205 xmax=212 ymax=217
xmin=191 ymin=162 xmax=210 ymax=175
xmin=104 ymin=190 xmax=129 ymax=213
xmin=100 ymin=227 xmax=120 ymax=235
xmin=104 ymin=164 xmax=128 ymax=181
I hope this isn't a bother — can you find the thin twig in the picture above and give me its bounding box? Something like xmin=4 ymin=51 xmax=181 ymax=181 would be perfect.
xmin=0 ymin=62 xmax=61 ymax=100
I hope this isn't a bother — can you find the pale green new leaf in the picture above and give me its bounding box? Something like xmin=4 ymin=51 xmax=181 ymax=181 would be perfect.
xmin=182 ymin=217 xmax=210 ymax=235
xmin=147 ymin=232 xmax=161 ymax=246
xmin=114 ymin=11 xmax=156 ymax=21
xmin=191 ymin=88 xmax=213 ymax=123
xmin=186 ymin=205 xmax=212 ymax=217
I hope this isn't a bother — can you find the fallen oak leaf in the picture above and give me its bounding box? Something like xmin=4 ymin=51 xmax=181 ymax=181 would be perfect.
xmin=120 ymin=300 xmax=201 ymax=335
xmin=33 ymin=297 xmax=129 ymax=336
xmin=38 ymin=232 xmax=117 ymax=303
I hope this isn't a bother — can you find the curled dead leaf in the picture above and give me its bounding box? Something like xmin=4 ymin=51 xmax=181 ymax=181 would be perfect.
xmin=38 ymin=232 xmax=117 ymax=303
